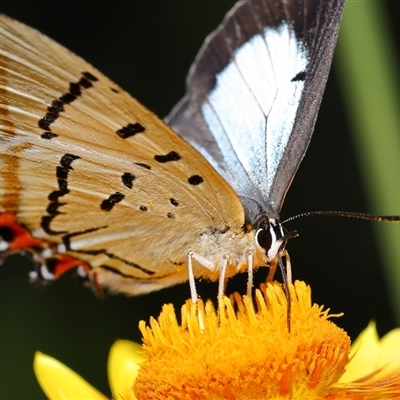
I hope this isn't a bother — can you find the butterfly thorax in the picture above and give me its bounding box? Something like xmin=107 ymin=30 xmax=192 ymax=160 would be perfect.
xmin=188 ymin=213 xmax=287 ymax=283
xmin=188 ymin=226 xmax=265 ymax=281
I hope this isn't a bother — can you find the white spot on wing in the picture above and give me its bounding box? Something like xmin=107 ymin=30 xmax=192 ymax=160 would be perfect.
xmin=40 ymin=265 xmax=55 ymax=280
xmin=202 ymin=22 xmax=308 ymax=200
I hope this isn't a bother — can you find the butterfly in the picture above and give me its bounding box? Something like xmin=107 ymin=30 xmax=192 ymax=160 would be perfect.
xmin=0 ymin=0 xmax=345 ymax=298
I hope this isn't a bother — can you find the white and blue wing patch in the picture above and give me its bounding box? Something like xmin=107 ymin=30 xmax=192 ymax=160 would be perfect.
xmin=202 ymin=23 xmax=308 ymax=203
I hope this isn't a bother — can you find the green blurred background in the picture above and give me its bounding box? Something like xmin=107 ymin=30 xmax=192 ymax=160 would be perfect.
xmin=1 ymin=1 xmax=400 ymax=398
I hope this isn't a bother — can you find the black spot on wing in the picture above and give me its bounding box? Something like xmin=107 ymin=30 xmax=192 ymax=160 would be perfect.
xmin=134 ymin=162 xmax=151 ymax=170
xmin=122 ymin=172 xmax=135 ymax=189
xmin=77 ymin=77 xmax=94 ymax=89
xmin=44 ymin=257 xmax=59 ymax=275
xmin=38 ymin=71 xmax=98 ymax=139
xmin=38 ymin=112 xmax=57 ymax=130
xmin=60 ymin=154 xmax=81 ymax=170
xmin=0 ymin=226 xmax=14 ymax=243
xmin=291 ymin=71 xmax=306 ymax=82
xmin=110 ymin=87 xmax=119 ymax=93
xmin=41 ymin=153 xmax=81 ymax=235
xmin=47 ymin=187 xmax=68 ymax=202
xmin=41 ymin=216 xmax=62 ymax=235
xmin=154 ymin=151 xmax=181 ymax=163
xmin=170 ymin=260 xmax=184 ymax=266
xmin=69 ymin=82 xmax=81 ymax=96
xmin=139 ymin=205 xmax=148 ymax=212
xmin=188 ymin=175 xmax=204 ymax=185
xmin=48 ymin=100 xmax=64 ymax=113
xmin=116 ymin=123 xmax=145 ymax=139
xmin=167 ymin=212 xmax=175 ymax=219
xmin=41 ymin=132 xmax=58 ymax=139
xmin=170 ymin=198 xmax=179 ymax=207
xmin=100 ymin=192 xmax=125 ymax=211
xmin=46 ymin=201 xmax=66 ymax=214
xmin=83 ymin=71 xmax=98 ymax=82
xmin=56 ymin=165 xmax=69 ymax=180
xmin=59 ymin=92 xmax=76 ymax=105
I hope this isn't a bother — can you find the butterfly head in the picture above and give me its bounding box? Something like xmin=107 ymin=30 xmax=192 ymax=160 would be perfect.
xmin=254 ymin=218 xmax=284 ymax=261
xmin=253 ymin=217 xmax=298 ymax=264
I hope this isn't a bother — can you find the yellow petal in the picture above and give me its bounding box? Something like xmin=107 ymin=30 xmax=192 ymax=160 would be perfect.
xmin=34 ymin=352 xmax=107 ymax=400
xmin=375 ymin=327 xmax=400 ymax=378
xmin=108 ymin=340 xmax=146 ymax=400
xmin=339 ymin=321 xmax=380 ymax=383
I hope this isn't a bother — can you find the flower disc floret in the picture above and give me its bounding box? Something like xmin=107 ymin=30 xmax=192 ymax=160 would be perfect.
xmin=135 ymin=281 xmax=350 ymax=400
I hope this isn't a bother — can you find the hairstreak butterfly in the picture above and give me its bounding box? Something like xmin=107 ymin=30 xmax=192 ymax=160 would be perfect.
xmin=0 ymin=0 xmax=347 ymax=299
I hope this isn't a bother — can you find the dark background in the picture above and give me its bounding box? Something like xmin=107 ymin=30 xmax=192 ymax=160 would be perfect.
xmin=0 ymin=1 xmax=400 ymax=398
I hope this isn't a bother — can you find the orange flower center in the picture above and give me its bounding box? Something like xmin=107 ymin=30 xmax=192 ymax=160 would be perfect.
xmin=134 ymin=281 xmax=350 ymax=399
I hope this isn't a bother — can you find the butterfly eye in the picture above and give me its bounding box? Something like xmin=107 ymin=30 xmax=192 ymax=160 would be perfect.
xmin=255 ymin=228 xmax=273 ymax=251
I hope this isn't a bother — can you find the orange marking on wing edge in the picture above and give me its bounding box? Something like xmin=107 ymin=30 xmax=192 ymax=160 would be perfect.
xmin=52 ymin=254 xmax=90 ymax=279
xmin=1 ymin=212 xmax=91 ymax=281
xmin=0 ymin=212 xmax=43 ymax=250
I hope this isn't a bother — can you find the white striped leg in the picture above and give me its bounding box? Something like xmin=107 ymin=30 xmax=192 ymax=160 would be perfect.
xmin=247 ymin=251 xmax=253 ymax=297
xmin=187 ymin=252 xmax=198 ymax=303
xmin=217 ymin=256 xmax=228 ymax=299
xmin=187 ymin=251 xmax=216 ymax=302
xmin=282 ymin=250 xmax=292 ymax=284
xmin=188 ymin=252 xmax=231 ymax=301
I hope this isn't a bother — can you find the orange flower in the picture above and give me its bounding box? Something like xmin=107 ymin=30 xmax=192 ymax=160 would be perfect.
xmin=34 ymin=281 xmax=400 ymax=399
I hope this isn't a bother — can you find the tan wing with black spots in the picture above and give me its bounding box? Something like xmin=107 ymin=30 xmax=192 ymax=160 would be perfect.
xmin=0 ymin=15 xmax=248 ymax=294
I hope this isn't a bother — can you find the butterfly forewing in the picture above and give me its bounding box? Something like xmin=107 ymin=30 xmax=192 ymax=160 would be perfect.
xmin=0 ymin=0 xmax=344 ymax=295
xmin=0 ymin=15 xmax=245 ymax=293
xmin=166 ymin=0 xmax=344 ymax=218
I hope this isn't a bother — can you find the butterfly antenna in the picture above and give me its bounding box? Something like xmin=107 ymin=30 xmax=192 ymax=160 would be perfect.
xmin=278 ymin=253 xmax=291 ymax=333
xmin=279 ymin=210 xmax=400 ymax=332
xmin=282 ymin=211 xmax=400 ymax=224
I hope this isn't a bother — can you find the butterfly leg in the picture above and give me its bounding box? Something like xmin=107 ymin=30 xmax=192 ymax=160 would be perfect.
xmin=266 ymin=258 xmax=277 ymax=282
xmin=217 ymin=256 xmax=228 ymax=299
xmin=247 ymin=251 xmax=253 ymax=297
xmin=282 ymin=249 xmax=292 ymax=284
xmin=188 ymin=251 xmax=228 ymax=301
xmin=265 ymin=249 xmax=292 ymax=285
xmin=187 ymin=252 xmax=198 ymax=302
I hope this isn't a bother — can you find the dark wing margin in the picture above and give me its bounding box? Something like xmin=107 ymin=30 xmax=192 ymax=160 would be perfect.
xmin=166 ymin=0 xmax=345 ymax=218
xmin=270 ymin=0 xmax=345 ymax=212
